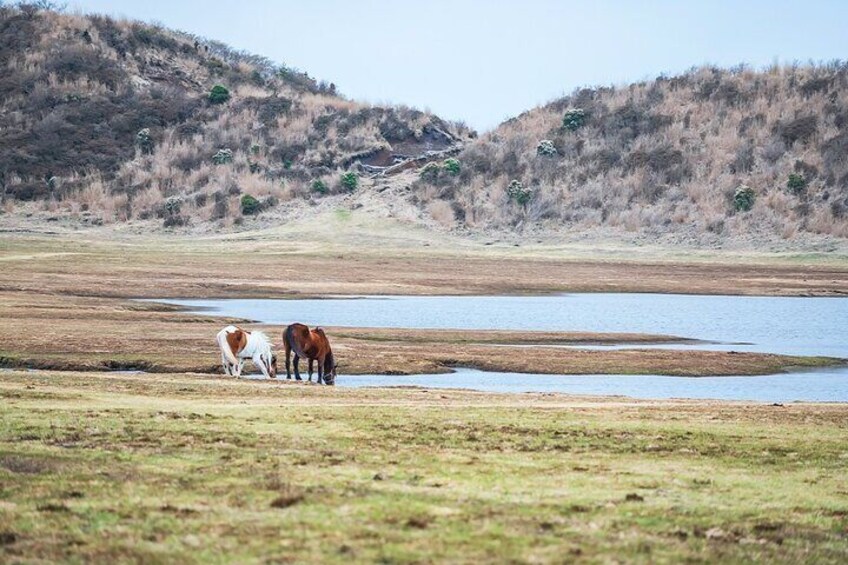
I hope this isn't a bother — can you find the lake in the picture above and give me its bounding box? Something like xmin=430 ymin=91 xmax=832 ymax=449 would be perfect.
xmin=156 ymin=294 xmax=848 ymax=401
xmin=343 ymin=367 xmax=848 ymax=402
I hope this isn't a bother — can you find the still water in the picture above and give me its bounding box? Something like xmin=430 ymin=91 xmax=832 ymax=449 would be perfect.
xmin=162 ymin=293 xmax=848 ymax=357
xmin=342 ymin=367 xmax=848 ymax=402
xmin=156 ymin=294 xmax=848 ymax=401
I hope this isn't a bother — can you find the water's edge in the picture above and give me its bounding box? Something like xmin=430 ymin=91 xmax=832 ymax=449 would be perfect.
xmin=141 ymin=294 xmax=848 ymax=401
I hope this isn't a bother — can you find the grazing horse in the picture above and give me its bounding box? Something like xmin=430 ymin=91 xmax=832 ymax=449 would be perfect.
xmin=282 ymin=323 xmax=337 ymax=385
xmin=216 ymin=325 xmax=277 ymax=379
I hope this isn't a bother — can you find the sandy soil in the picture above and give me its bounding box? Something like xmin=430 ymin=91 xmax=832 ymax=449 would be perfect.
xmin=1 ymin=227 xmax=847 ymax=298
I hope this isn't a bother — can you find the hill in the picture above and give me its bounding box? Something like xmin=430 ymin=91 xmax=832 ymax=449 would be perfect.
xmin=1 ymin=4 xmax=846 ymax=248
xmin=417 ymin=64 xmax=848 ymax=242
xmin=0 ymin=4 xmax=472 ymax=226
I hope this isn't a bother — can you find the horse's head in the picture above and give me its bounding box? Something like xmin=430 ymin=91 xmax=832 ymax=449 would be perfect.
xmin=269 ymin=354 xmax=278 ymax=379
xmin=324 ymin=362 xmax=337 ymax=386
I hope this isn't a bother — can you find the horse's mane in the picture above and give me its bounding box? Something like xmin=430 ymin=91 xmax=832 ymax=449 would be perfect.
xmin=324 ymin=349 xmax=335 ymax=372
xmin=250 ymin=331 xmax=271 ymax=350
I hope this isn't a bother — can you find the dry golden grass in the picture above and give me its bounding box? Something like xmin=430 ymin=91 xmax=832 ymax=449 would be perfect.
xmin=1 ymin=229 xmax=846 ymax=299
xmin=439 ymin=63 xmax=848 ymax=239
xmin=1 ymin=6 xmax=471 ymax=227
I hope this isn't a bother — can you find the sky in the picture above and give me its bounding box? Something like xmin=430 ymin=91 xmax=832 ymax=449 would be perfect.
xmin=66 ymin=0 xmax=848 ymax=132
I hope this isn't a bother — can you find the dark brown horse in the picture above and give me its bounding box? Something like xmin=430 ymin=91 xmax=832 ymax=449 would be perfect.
xmin=282 ymin=323 xmax=337 ymax=385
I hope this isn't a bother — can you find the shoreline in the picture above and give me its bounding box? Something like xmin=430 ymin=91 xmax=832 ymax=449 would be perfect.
xmin=2 ymin=367 xmax=848 ymax=403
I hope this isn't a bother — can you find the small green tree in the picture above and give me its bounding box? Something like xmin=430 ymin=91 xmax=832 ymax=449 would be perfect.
xmin=161 ymin=196 xmax=186 ymax=227
xmin=506 ymin=180 xmax=532 ymax=206
xmin=311 ymin=179 xmax=328 ymax=194
xmin=208 ymin=85 xmax=231 ymax=104
xmin=164 ymin=195 xmax=182 ymax=216
xmin=536 ymin=139 xmax=557 ymax=157
xmin=240 ymin=194 xmax=261 ymax=215
xmin=733 ymin=184 xmax=755 ymax=212
xmin=443 ymin=158 xmax=461 ymax=175
xmin=136 ymin=128 xmax=154 ymax=154
xmin=562 ymin=108 xmax=586 ymax=131
xmin=340 ymin=172 xmax=359 ymax=192
xmin=786 ymin=173 xmax=807 ymax=195
xmin=212 ymin=148 xmax=233 ymax=165
xmin=419 ymin=162 xmax=441 ymax=182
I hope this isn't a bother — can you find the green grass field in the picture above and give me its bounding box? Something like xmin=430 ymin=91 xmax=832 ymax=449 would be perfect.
xmin=2 ymin=370 xmax=847 ymax=563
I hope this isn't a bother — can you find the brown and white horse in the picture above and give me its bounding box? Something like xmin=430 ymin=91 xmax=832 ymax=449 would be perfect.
xmin=216 ymin=325 xmax=277 ymax=379
xmin=282 ymin=323 xmax=337 ymax=385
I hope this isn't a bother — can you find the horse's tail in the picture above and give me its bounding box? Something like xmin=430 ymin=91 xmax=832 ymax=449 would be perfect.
xmin=217 ymin=328 xmax=240 ymax=366
xmin=283 ymin=324 xmax=294 ymax=352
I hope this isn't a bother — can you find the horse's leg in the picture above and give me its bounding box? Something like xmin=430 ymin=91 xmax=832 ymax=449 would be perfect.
xmin=221 ymin=352 xmax=231 ymax=376
xmin=256 ymin=354 xmax=270 ymax=379
xmin=285 ymin=346 xmax=292 ymax=379
xmin=293 ymin=354 xmax=302 ymax=380
xmin=308 ymin=359 xmax=314 ymax=382
xmin=235 ymin=359 xmax=244 ymax=378
xmin=316 ymin=355 xmax=324 ymax=385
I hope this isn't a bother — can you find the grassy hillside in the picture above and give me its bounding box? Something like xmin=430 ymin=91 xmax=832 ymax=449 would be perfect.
xmin=416 ymin=64 xmax=848 ymax=239
xmin=0 ymin=4 xmax=471 ymax=226
xmin=1 ymin=4 xmax=846 ymax=245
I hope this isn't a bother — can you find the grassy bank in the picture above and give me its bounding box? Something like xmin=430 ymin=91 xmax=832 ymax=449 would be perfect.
xmin=0 ymin=231 xmax=845 ymax=377
xmin=1 ymin=370 xmax=847 ymax=563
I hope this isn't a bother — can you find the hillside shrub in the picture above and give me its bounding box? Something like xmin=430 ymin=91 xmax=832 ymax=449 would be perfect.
xmin=340 ymin=172 xmax=359 ymax=191
xmin=163 ymin=195 xmax=182 ymax=216
xmin=776 ymin=115 xmax=817 ymax=145
xmin=786 ymin=173 xmax=807 ymax=195
xmin=212 ymin=148 xmax=233 ymax=165
xmin=733 ymin=184 xmax=755 ymax=212
xmin=311 ymin=179 xmax=328 ymax=194
xmin=135 ymin=128 xmax=154 ymax=154
xmin=161 ymin=195 xmax=187 ymax=227
xmin=562 ymin=108 xmax=586 ymax=131
xmin=536 ymin=140 xmax=557 ymax=157
xmin=212 ymin=191 xmax=228 ymax=219
xmin=240 ymin=194 xmax=261 ymax=215
xmin=419 ymin=162 xmax=441 ymax=182
xmin=163 ymin=215 xmax=188 ymax=228
xmin=208 ymin=85 xmax=231 ymax=104
xmin=506 ymin=180 xmax=532 ymax=205
xmin=443 ymin=158 xmax=461 ymax=175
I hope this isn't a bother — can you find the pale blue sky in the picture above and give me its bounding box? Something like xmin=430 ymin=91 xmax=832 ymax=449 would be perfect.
xmin=67 ymin=0 xmax=848 ymax=131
